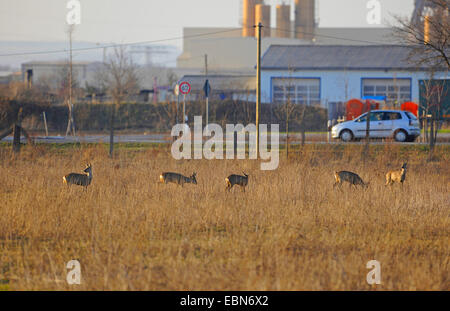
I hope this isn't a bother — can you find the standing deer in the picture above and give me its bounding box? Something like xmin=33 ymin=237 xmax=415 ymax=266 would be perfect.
xmin=334 ymin=171 xmax=368 ymax=188
xmin=159 ymin=172 xmax=197 ymax=187
xmin=385 ymin=162 xmax=407 ymax=186
xmin=225 ymin=172 xmax=249 ymax=192
xmin=63 ymin=163 xmax=93 ymax=189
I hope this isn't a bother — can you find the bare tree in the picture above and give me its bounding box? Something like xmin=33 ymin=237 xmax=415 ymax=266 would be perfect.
xmin=298 ymin=100 xmax=307 ymax=147
xmin=99 ymin=46 xmax=139 ymax=157
xmin=283 ymin=84 xmax=296 ymax=157
xmin=362 ymin=103 xmax=371 ymax=161
xmin=393 ymin=0 xmax=449 ymax=69
xmin=420 ymin=74 xmax=448 ymax=158
xmin=393 ymin=0 xmax=449 ymax=158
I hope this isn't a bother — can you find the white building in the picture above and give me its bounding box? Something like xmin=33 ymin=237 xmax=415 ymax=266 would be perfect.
xmin=260 ymin=45 xmax=449 ymax=106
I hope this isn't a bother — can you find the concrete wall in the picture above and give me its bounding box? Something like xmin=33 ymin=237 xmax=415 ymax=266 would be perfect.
xmin=21 ymin=62 xmax=93 ymax=89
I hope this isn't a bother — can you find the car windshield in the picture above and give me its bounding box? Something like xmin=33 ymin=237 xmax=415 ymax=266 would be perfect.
xmin=355 ymin=113 xmax=367 ymax=122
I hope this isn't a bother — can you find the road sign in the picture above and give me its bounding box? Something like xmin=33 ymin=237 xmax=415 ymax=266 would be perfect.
xmin=179 ymin=81 xmax=191 ymax=95
xmin=203 ymin=79 xmax=211 ymax=98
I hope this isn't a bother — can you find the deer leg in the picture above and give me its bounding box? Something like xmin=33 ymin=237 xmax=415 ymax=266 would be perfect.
xmin=333 ymin=181 xmax=342 ymax=189
xmin=385 ymin=177 xmax=391 ymax=186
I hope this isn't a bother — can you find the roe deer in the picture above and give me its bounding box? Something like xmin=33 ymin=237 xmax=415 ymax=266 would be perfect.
xmin=334 ymin=171 xmax=368 ymax=188
xmin=159 ymin=172 xmax=197 ymax=187
xmin=385 ymin=162 xmax=407 ymax=186
xmin=63 ymin=163 xmax=93 ymax=189
xmin=225 ymin=172 xmax=249 ymax=192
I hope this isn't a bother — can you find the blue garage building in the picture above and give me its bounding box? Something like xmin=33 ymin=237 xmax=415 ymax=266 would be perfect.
xmin=260 ymin=45 xmax=449 ymax=108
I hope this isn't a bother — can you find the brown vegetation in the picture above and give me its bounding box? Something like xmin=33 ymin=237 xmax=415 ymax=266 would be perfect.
xmin=0 ymin=144 xmax=448 ymax=290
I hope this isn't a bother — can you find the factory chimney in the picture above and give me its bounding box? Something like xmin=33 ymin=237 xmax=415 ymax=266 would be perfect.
xmin=255 ymin=3 xmax=271 ymax=37
xmin=295 ymin=0 xmax=315 ymax=40
xmin=276 ymin=4 xmax=291 ymax=38
xmin=242 ymin=0 xmax=262 ymax=37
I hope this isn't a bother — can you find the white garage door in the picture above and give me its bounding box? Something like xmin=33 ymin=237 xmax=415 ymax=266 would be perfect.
xmin=362 ymin=78 xmax=411 ymax=105
xmin=272 ymin=78 xmax=320 ymax=105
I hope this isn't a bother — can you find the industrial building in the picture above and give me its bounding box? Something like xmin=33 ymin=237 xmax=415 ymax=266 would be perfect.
xmin=177 ymin=0 xmax=397 ymax=74
xmin=21 ymin=61 xmax=98 ymax=89
xmin=260 ymin=44 xmax=449 ymax=106
xmin=20 ymin=61 xmax=179 ymax=103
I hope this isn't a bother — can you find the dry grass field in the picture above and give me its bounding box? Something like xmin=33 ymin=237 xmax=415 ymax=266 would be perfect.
xmin=0 ymin=143 xmax=449 ymax=290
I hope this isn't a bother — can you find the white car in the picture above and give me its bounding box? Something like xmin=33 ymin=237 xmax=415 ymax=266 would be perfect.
xmin=331 ymin=110 xmax=421 ymax=142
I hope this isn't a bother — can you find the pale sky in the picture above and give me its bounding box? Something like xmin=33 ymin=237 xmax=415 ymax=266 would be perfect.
xmin=0 ymin=0 xmax=415 ymax=45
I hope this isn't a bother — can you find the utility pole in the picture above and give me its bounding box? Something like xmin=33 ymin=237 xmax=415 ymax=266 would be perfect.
xmin=204 ymin=54 xmax=208 ymax=76
xmin=176 ymin=92 xmax=179 ymax=124
xmin=205 ymin=54 xmax=209 ymax=126
xmin=69 ymin=28 xmax=74 ymax=136
xmin=363 ymin=101 xmax=371 ymax=161
xmin=255 ymin=22 xmax=262 ymax=158
xmin=183 ymin=94 xmax=186 ymax=125
xmin=66 ymin=26 xmax=75 ymax=137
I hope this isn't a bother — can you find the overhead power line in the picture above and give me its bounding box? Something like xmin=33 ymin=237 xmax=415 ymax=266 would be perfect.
xmin=0 ymin=25 xmax=400 ymax=58
xmin=0 ymin=28 xmax=246 ymax=57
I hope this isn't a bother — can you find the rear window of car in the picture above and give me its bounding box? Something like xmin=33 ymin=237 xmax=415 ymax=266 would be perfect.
xmin=405 ymin=112 xmax=417 ymax=120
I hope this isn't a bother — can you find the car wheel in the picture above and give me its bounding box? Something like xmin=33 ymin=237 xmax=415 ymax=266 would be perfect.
xmin=340 ymin=130 xmax=353 ymax=142
xmin=394 ymin=130 xmax=407 ymax=142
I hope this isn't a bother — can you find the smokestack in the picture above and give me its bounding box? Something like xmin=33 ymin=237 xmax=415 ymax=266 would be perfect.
xmin=242 ymin=0 xmax=262 ymax=37
xmin=255 ymin=3 xmax=271 ymax=37
xmin=276 ymin=4 xmax=291 ymax=38
xmin=424 ymin=14 xmax=430 ymax=44
xmin=295 ymin=0 xmax=315 ymax=40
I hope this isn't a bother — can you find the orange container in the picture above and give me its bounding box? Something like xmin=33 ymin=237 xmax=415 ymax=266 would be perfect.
xmin=346 ymin=99 xmax=380 ymax=120
xmin=346 ymin=99 xmax=364 ymax=120
xmin=401 ymin=102 xmax=418 ymax=116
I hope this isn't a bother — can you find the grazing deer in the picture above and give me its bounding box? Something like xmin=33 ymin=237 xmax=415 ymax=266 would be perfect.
xmin=159 ymin=172 xmax=197 ymax=187
xmin=385 ymin=162 xmax=407 ymax=186
xmin=63 ymin=163 xmax=93 ymax=189
xmin=334 ymin=171 xmax=368 ymax=188
xmin=225 ymin=172 xmax=249 ymax=192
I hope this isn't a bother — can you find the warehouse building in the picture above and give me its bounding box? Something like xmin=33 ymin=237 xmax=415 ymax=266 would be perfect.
xmin=260 ymin=44 xmax=449 ymax=107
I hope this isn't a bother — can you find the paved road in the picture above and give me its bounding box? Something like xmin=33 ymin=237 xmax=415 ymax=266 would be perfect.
xmin=2 ymin=133 xmax=450 ymax=145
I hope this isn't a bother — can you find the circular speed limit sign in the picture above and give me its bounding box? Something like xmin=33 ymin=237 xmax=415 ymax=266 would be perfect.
xmin=179 ymin=81 xmax=191 ymax=95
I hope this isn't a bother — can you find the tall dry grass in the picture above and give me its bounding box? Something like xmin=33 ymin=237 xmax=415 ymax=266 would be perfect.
xmin=0 ymin=143 xmax=449 ymax=290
